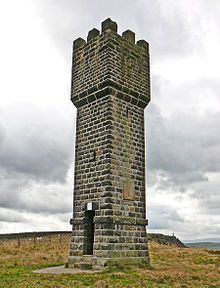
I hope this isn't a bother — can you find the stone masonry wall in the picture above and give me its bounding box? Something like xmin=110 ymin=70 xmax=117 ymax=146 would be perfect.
xmin=71 ymin=20 xmax=150 ymax=109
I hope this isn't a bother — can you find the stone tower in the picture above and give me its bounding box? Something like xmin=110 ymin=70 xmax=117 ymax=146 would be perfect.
xmin=69 ymin=18 xmax=150 ymax=269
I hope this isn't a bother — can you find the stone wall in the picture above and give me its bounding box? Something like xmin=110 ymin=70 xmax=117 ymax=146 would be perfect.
xmin=71 ymin=19 xmax=150 ymax=109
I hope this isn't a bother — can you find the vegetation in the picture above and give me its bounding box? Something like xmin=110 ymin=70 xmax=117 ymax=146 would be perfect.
xmin=0 ymin=234 xmax=219 ymax=287
xmin=148 ymin=233 xmax=186 ymax=248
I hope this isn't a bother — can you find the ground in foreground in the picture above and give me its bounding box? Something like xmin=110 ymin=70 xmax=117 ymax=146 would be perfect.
xmin=0 ymin=234 xmax=219 ymax=287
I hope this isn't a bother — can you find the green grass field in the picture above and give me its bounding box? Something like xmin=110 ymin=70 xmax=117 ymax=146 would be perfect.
xmin=0 ymin=234 xmax=219 ymax=288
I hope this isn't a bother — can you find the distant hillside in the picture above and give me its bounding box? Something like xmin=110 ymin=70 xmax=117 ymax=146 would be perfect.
xmin=183 ymin=237 xmax=220 ymax=243
xmin=148 ymin=233 xmax=186 ymax=248
xmin=184 ymin=242 xmax=220 ymax=250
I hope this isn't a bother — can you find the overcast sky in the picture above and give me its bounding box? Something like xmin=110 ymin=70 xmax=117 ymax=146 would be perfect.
xmin=0 ymin=0 xmax=219 ymax=240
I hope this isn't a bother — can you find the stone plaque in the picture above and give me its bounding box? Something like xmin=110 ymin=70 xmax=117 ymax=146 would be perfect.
xmin=123 ymin=180 xmax=135 ymax=200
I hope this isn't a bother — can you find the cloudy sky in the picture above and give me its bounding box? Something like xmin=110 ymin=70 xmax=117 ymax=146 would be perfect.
xmin=0 ymin=0 xmax=219 ymax=241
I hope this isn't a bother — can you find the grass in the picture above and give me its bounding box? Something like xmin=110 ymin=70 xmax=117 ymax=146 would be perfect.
xmin=0 ymin=234 xmax=219 ymax=287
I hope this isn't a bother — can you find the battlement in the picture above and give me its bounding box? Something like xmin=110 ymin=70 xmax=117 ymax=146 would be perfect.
xmin=71 ymin=18 xmax=150 ymax=108
xmin=73 ymin=18 xmax=149 ymax=50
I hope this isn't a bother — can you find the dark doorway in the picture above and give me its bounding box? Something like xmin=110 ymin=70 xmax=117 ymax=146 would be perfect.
xmin=83 ymin=210 xmax=95 ymax=255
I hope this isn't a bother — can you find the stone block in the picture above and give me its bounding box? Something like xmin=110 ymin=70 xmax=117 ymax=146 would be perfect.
xmin=87 ymin=28 xmax=100 ymax=42
xmin=73 ymin=37 xmax=86 ymax=50
xmin=122 ymin=30 xmax=135 ymax=45
xmin=136 ymin=39 xmax=149 ymax=50
xmin=101 ymin=18 xmax=117 ymax=33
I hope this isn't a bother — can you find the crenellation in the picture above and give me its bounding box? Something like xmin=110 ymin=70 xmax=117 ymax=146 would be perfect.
xmin=122 ymin=29 xmax=135 ymax=45
xmin=73 ymin=37 xmax=86 ymax=49
xmin=136 ymin=39 xmax=149 ymax=51
xmin=101 ymin=18 xmax=118 ymax=33
xmin=71 ymin=29 xmax=150 ymax=109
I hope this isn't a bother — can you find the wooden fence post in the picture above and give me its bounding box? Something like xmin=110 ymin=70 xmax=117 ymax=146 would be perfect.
xmin=34 ymin=233 xmax=36 ymax=245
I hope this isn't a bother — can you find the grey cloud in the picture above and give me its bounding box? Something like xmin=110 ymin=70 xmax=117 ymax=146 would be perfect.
xmin=0 ymin=209 xmax=28 ymax=223
xmin=36 ymin=0 xmax=202 ymax=62
xmin=145 ymin=75 xmax=220 ymax=219
xmin=190 ymin=179 xmax=220 ymax=215
xmin=146 ymin=99 xmax=220 ymax=185
xmin=0 ymin=124 xmax=5 ymax=146
xmin=135 ymin=0 xmax=198 ymax=58
xmin=21 ymin=191 xmax=72 ymax=214
xmin=0 ymin=169 xmax=27 ymax=210
xmin=0 ymin=209 xmax=71 ymax=233
xmin=0 ymin=103 xmax=73 ymax=183
xmin=148 ymin=204 xmax=184 ymax=230
xmin=0 ymin=172 xmax=72 ymax=215
xmin=148 ymin=201 xmax=220 ymax=239
xmin=0 ymin=163 xmax=72 ymax=213
xmin=0 ymin=102 xmax=74 ymax=217
xmin=146 ymin=103 xmax=220 ymax=192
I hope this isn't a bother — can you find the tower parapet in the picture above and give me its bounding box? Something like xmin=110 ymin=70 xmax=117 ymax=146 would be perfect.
xmin=71 ymin=18 xmax=150 ymax=109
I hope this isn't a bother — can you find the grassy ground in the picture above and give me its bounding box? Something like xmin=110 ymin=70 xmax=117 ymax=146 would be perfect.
xmin=0 ymin=234 xmax=219 ymax=288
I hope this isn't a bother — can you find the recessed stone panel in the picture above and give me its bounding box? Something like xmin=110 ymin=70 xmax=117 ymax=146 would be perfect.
xmin=123 ymin=180 xmax=135 ymax=200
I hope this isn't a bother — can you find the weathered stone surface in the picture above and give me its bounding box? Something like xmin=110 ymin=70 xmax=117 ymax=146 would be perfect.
xmin=71 ymin=25 xmax=150 ymax=109
xmin=73 ymin=37 xmax=86 ymax=50
xmin=69 ymin=18 xmax=151 ymax=269
xmin=122 ymin=29 xmax=135 ymax=44
xmin=101 ymin=18 xmax=117 ymax=33
xmin=87 ymin=28 xmax=100 ymax=42
xmin=123 ymin=180 xmax=135 ymax=200
xmin=136 ymin=39 xmax=149 ymax=51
